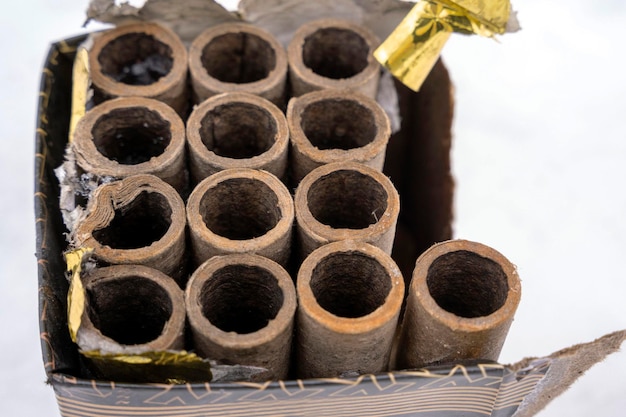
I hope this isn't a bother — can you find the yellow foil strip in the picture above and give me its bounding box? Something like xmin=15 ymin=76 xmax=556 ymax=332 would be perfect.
xmin=68 ymin=47 xmax=90 ymax=143
xmin=65 ymin=247 xmax=92 ymax=343
xmin=374 ymin=0 xmax=511 ymax=91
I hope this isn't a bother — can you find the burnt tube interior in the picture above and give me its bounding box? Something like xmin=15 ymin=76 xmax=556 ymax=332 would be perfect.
xmin=307 ymin=170 xmax=388 ymax=229
xmin=200 ymin=178 xmax=281 ymax=240
xmin=92 ymin=191 xmax=172 ymax=249
xmin=300 ymin=99 xmax=376 ymax=150
xmin=302 ymin=28 xmax=369 ymax=79
xmin=199 ymin=103 xmax=276 ymax=158
xmin=200 ymin=265 xmax=283 ymax=334
xmin=201 ymin=32 xmax=276 ymax=84
xmin=311 ymin=252 xmax=391 ymax=318
xmin=86 ymin=276 xmax=173 ymax=345
xmin=98 ymin=33 xmax=174 ymax=85
xmin=426 ymin=250 xmax=509 ymax=318
xmin=91 ymin=107 xmax=172 ymax=165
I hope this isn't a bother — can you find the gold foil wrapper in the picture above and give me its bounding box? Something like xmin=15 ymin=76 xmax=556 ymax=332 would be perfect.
xmin=69 ymin=47 xmax=90 ymax=143
xmin=374 ymin=0 xmax=512 ymax=91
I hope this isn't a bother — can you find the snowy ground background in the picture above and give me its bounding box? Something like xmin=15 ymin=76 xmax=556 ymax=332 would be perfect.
xmin=1 ymin=0 xmax=624 ymax=415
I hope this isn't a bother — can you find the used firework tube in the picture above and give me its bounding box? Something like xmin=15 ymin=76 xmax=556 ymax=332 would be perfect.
xmin=287 ymin=89 xmax=391 ymax=184
xmin=287 ymin=19 xmax=380 ymax=98
xmin=186 ymin=168 xmax=294 ymax=267
xmin=186 ymin=254 xmax=296 ymax=380
xmin=296 ymin=241 xmax=404 ymax=378
xmin=89 ymin=22 xmax=188 ymax=115
xmin=74 ymin=175 xmax=187 ymax=285
xmin=72 ymin=97 xmax=187 ymax=193
xmin=396 ymin=240 xmax=522 ymax=370
xmin=78 ymin=265 xmax=185 ymax=380
xmin=186 ymin=92 xmax=289 ymax=184
xmin=294 ymin=162 xmax=399 ymax=260
xmin=189 ymin=23 xmax=288 ymax=107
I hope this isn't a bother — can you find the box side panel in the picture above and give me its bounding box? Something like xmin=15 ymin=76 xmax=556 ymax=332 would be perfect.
xmin=384 ymin=58 xmax=455 ymax=280
xmin=36 ymin=35 xmax=88 ymax=377
xmin=52 ymin=364 xmax=517 ymax=417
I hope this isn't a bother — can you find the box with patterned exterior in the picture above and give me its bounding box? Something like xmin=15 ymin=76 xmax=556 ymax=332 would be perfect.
xmin=35 ymin=27 xmax=625 ymax=417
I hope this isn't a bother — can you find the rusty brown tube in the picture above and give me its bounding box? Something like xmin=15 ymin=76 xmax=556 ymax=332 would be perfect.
xmin=287 ymin=89 xmax=391 ymax=184
xmin=294 ymin=161 xmax=399 ymax=260
xmin=77 ymin=264 xmax=185 ymax=380
xmin=72 ymin=97 xmax=187 ymax=193
xmin=186 ymin=254 xmax=296 ymax=380
xmin=287 ymin=19 xmax=380 ymax=98
xmin=89 ymin=22 xmax=188 ymax=115
xmin=186 ymin=168 xmax=294 ymax=268
xmin=296 ymin=241 xmax=404 ymax=378
xmin=189 ymin=23 xmax=288 ymax=107
xmin=186 ymin=92 xmax=289 ymax=184
xmin=395 ymin=240 xmax=522 ymax=370
xmin=74 ymin=174 xmax=187 ymax=285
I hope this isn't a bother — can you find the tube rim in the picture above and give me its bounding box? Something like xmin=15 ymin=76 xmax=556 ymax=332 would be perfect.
xmin=411 ymin=239 xmax=522 ymax=333
xmin=186 ymin=168 xmax=294 ymax=255
xmin=186 ymin=92 xmax=289 ymax=177
xmin=185 ymin=253 xmax=296 ymax=350
xmin=294 ymin=161 xmax=399 ymax=245
xmin=297 ymin=240 xmax=404 ymax=335
xmin=189 ymin=22 xmax=287 ymax=98
xmin=72 ymin=97 xmax=186 ymax=181
xmin=89 ymin=22 xmax=188 ymax=98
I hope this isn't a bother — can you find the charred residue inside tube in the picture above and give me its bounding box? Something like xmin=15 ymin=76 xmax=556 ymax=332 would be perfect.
xmin=92 ymin=191 xmax=172 ymax=249
xmin=86 ymin=276 xmax=173 ymax=345
xmin=301 ymin=99 xmax=376 ymax=150
xmin=311 ymin=252 xmax=391 ymax=318
xmin=200 ymin=265 xmax=283 ymax=334
xmin=98 ymin=33 xmax=174 ymax=85
xmin=302 ymin=28 xmax=368 ymax=79
xmin=200 ymin=103 xmax=275 ymax=158
xmin=200 ymin=178 xmax=281 ymax=240
xmin=201 ymin=33 xmax=276 ymax=84
xmin=307 ymin=170 xmax=388 ymax=229
xmin=426 ymin=250 xmax=509 ymax=318
xmin=91 ymin=107 xmax=171 ymax=164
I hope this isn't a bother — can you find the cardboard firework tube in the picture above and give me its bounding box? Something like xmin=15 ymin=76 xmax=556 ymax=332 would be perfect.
xmin=89 ymin=22 xmax=188 ymax=115
xmin=287 ymin=89 xmax=391 ymax=184
xmin=189 ymin=23 xmax=288 ymax=107
xmin=287 ymin=19 xmax=380 ymax=98
xmin=294 ymin=161 xmax=399 ymax=260
xmin=186 ymin=92 xmax=289 ymax=184
xmin=72 ymin=97 xmax=187 ymax=193
xmin=77 ymin=265 xmax=185 ymax=381
xmin=186 ymin=168 xmax=294 ymax=267
xmin=186 ymin=254 xmax=296 ymax=380
xmin=296 ymin=240 xmax=404 ymax=378
xmin=396 ymin=240 xmax=522 ymax=370
xmin=74 ymin=174 xmax=187 ymax=285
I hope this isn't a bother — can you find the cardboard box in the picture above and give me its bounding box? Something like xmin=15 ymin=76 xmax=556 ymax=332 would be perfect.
xmin=36 ymin=28 xmax=625 ymax=417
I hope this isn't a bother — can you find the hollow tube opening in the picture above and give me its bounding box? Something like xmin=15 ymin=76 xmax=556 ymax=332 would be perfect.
xmin=201 ymin=33 xmax=276 ymax=84
xmin=91 ymin=107 xmax=172 ymax=165
xmin=199 ymin=178 xmax=281 ymax=240
xmin=311 ymin=252 xmax=391 ymax=318
xmin=307 ymin=170 xmax=388 ymax=229
xmin=200 ymin=265 xmax=283 ymax=334
xmin=426 ymin=250 xmax=509 ymax=318
xmin=199 ymin=103 xmax=276 ymax=159
xmin=86 ymin=276 xmax=173 ymax=345
xmin=98 ymin=33 xmax=174 ymax=85
xmin=302 ymin=28 xmax=369 ymax=79
xmin=92 ymin=191 xmax=173 ymax=249
xmin=300 ymin=99 xmax=376 ymax=150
